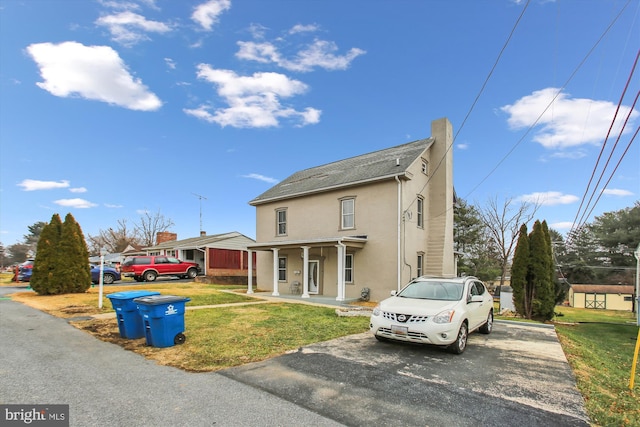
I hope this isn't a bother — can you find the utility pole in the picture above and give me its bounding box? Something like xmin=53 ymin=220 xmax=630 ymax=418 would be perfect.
xmin=192 ymin=193 xmax=207 ymax=234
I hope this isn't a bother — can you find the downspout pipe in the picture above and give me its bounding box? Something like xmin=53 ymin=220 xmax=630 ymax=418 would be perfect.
xmin=395 ymin=176 xmax=402 ymax=292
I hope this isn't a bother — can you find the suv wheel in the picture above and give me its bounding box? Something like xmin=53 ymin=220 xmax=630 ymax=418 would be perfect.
xmin=144 ymin=271 xmax=157 ymax=282
xmin=186 ymin=268 xmax=197 ymax=279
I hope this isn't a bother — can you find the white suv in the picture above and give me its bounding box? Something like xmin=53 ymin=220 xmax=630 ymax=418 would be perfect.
xmin=369 ymin=276 xmax=494 ymax=354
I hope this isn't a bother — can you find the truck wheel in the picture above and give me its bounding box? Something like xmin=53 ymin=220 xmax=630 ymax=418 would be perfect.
xmin=186 ymin=268 xmax=197 ymax=279
xmin=144 ymin=271 xmax=157 ymax=282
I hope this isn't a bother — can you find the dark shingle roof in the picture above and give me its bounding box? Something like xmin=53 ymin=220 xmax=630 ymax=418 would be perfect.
xmin=250 ymin=138 xmax=434 ymax=205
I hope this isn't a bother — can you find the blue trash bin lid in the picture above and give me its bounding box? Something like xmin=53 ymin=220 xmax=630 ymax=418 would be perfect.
xmin=106 ymin=290 xmax=160 ymax=300
xmin=133 ymin=295 xmax=191 ymax=305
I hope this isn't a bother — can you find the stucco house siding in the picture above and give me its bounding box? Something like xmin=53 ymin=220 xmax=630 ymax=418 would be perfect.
xmin=254 ymin=180 xmax=399 ymax=301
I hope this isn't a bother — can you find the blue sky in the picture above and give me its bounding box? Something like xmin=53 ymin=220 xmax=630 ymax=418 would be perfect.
xmin=1 ymin=0 xmax=638 ymax=249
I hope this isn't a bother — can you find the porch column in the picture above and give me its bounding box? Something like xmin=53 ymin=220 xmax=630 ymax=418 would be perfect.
xmin=336 ymin=243 xmax=345 ymax=301
xmin=247 ymin=249 xmax=253 ymax=294
xmin=301 ymin=246 xmax=310 ymax=298
xmin=271 ymin=248 xmax=280 ymax=296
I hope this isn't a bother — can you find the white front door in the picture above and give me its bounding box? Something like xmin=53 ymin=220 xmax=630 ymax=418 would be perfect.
xmin=308 ymin=260 xmax=319 ymax=294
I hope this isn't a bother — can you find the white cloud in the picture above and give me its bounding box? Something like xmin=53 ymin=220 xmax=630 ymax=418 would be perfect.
xmin=54 ymin=198 xmax=98 ymax=208
xmin=289 ymin=24 xmax=319 ymax=34
xmin=26 ymin=41 xmax=162 ymax=111
xmin=70 ymin=187 xmax=87 ymax=193
xmin=242 ymin=173 xmax=278 ymax=184
xmin=456 ymin=143 xmax=469 ymax=150
xmin=184 ymin=65 xmax=321 ymax=128
xmin=105 ymin=203 xmax=124 ymax=208
xmin=603 ymin=188 xmax=634 ymax=196
xmin=518 ymin=191 xmax=579 ymax=206
xmin=549 ymin=221 xmax=574 ymax=230
xmin=501 ymin=88 xmax=638 ymax=149
xmin=18 ymin=179 xmax=70 ymax=191
xmin=95 ymin=11 xmax=172 ymax=46
xmin=237 ymin=39 xmax=366 ymax=72
xmin=164 ymin=57 xmax=176 ymax=69
xmin=192 ymin=0 xmax=231 ymax=31
xmin=548 ymin=150 xmax=587 ymax=160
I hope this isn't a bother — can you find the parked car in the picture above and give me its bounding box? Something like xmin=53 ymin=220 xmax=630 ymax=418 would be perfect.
xmin=15 ymin=259 xmax=35 ymax=282
xmin=90 ymin=264 xmax=121 ymax=285
xmin=120 ymin=255 xmax=200 ymax=282
xmin=369 ymin=276 xmax=494 ymax=354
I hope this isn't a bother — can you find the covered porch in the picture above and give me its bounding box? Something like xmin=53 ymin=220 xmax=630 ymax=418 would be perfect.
xmin=246 ymin=236 xmax=367 ymax=301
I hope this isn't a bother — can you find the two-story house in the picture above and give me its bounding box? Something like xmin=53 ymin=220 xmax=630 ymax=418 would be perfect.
xmin=247 ymin=117 xmax=455 ymax=302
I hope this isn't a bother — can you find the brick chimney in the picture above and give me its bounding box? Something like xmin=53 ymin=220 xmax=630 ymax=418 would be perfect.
xmin=200 ymin=231 xmax=206 ymax=237
xmin=156 ymin=232 xmax=177 ymax=244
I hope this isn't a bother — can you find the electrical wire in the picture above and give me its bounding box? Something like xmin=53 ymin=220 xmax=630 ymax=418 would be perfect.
xmin=569 ymin=48 xmax=640 ymax=237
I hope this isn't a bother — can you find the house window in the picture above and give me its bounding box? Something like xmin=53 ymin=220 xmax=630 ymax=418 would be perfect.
xmin=184 ymin=249 xmax=194 ymax=260
xmin=276 ymin=209 xmax=287 ymax=236
xmin=421 ymin=159 xmax=428 ymax=175
xmin=166 ymin=250 xmax=176 ymax=257
xmin=278 ymin=257 xmax=287 ymax=281
xmin=345 ymin=254 xmax=354 ymax=283
xmin=341 ymin=198 xmax=355 ymax=229
xmin=417 ymin=253 xmax=424 ymax=277
xmin=417 ymin=196 xmax=424 ymax=228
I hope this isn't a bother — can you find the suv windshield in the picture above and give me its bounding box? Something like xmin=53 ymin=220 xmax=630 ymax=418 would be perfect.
xmin=398 ymin=280 xmax=464 ymax=301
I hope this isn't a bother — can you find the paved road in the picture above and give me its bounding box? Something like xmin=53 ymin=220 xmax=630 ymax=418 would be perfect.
xmin=1 ymin=286 xmax=590 ymax=426
xmin=0 ymin=287 xmax=341 ymax=427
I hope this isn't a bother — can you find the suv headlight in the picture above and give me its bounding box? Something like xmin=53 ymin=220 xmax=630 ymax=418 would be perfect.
xmin=372 ymin=305 xmax=381 ymax=316
xmin=432 ymin=309 xmax=454 ymax=324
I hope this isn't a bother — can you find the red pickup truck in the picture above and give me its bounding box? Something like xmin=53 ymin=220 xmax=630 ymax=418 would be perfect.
xmin=121 ymin=256 xmax=200 ymax=282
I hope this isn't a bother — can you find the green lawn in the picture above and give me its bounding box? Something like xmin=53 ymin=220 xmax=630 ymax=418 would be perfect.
xmin=553 ymin=307 xmax=639 ymax=427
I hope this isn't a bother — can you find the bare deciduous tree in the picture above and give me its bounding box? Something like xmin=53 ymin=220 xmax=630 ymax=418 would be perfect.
xmin=135 ymin=209 xmax=175 ymax=247
xmin=88 ymin=219 xmax=139 ymax=254
xmin=477 ymin=196 xmax=539 ymax=290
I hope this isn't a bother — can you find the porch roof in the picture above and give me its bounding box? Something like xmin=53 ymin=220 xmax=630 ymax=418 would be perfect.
xmin=247 ymin=235 xmax=367 ymax=251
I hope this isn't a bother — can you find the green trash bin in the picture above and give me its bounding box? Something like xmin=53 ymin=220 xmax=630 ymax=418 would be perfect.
xmin=106 ymin=290 xmax=161 ymax=339
xmin=134 ymin=295 xmax=191 ymax=348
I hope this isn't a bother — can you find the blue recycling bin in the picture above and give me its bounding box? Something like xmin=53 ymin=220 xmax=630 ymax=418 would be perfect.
xmin=134 ymin=295 xmax=191 ymax=348
xmin=106 ymin=290 xmax=161 ymax=339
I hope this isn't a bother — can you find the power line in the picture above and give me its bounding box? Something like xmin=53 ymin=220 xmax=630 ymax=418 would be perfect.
xmin=569 ymin=49 xmax=640 ymax=237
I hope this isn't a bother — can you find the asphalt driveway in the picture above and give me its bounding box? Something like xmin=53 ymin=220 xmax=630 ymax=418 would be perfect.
xmin=1 ymin=286 xmax=589 ymax=426
xmin=220 ymin=322 xmax=590 ymax=426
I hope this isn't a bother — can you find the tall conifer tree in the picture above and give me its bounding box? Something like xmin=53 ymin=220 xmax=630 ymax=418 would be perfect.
xmin=58 ymin=213 xmax=91 ymax=293
xmin=30 ymin=214 xmax=62 ymax=295
xmin=510 ymin=224 xmax=529 ymax=317
xmin=529 ymin=220 xmax=555 ymax=320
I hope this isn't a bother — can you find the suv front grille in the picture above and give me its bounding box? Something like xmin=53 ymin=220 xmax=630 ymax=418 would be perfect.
xmin=381 ymin=311 xmax=429 ymax=323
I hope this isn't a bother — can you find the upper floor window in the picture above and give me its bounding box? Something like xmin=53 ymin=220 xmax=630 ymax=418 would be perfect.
xmin=417 ymin=196 xmax=424 ymax=228
xmin=345 ymin=254 xmax=354 ymax=283
xmin=276 ymin=208 xmax=287 ymax=236
xmin=421 ymin=159 xmax=428 ymax=175
xmin=341 ymin=198 xmax=355 ymax=229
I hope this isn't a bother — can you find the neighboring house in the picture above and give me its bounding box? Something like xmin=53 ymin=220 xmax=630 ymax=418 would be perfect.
xmin=247 ymin=117 xmax=455 ymax=302
xmin=143 ymin=231 xmax=256 ymax=285
xmin=568 ymin=284 xmax=636 ymax=311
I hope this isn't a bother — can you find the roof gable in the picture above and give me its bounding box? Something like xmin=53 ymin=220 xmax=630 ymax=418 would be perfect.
xmin=144 ymin=231 xmax=255 ymax=251
xmin=250 ymin=138 xmax=434 ymax=205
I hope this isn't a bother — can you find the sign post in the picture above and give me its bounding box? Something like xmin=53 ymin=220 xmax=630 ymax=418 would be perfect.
xmin=98 ymin=248 xmax=106 ymax=309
